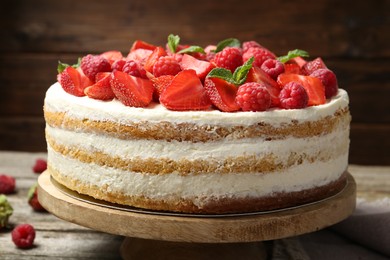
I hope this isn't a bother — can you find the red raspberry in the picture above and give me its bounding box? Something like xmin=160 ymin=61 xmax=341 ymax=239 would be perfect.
xmin=310 ymin=69 xmax=338 ymax=98
xmin=28 ymin=184 xmax=46 ymax=212
xmin=32 ymin=159 xmax=47 ymax=174
xmin=261 ymin=59 xmax=285 ymax=80
xmin=279 ymin=81 xmax=309 ymax=109
xmin=12 ymin=224 xmax=36 ymax=249
xmin=212 ymin=47 xmax=243 ymax=73
xmin=81 ymin=54 xmax=112 ymax=81
xmin=242 ymin=40 xmax=262 ymax=53
xmin=235 ymin=82 xmax=271 ymax=111
xmin=152 ymin=56 xmax=182 ymax=77
xmin=122 ymin=60 xmax=147 ymax=78
xmin=0 ymin=174 xmax=15 ymax=194
xmin=243 ymin=47 xmax=276 ymax=68
xmin=111 ymin=59 xmax=126 ymax=71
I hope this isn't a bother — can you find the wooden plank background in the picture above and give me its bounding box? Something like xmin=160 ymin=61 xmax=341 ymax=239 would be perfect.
xmin=0 ymin=0 xmax=389 ymax=165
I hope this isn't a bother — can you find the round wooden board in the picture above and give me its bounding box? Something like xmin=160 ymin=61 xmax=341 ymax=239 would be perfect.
xmin=37 ymin=170 xmax=356 ymax=244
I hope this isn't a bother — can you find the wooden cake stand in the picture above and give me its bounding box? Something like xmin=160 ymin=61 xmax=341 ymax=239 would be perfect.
xmin=38 ymin=171 xmax=356 ymax=259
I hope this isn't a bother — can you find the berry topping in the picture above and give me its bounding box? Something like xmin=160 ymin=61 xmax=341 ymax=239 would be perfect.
xmin=0 ymin=174 xmax=16 ymax=194
xmin=111 ymin=59 xmax=126 ymax=71
xmin=302 ymin=57 xmax=327 ymax=75
xmin=110 ymin=71 xmax=154 ymax=107
xmin=28 ymin=183 xmax=46 ymax=212
xmin=143 ymin=46 xmax=167 ymax=73
xmin=310 ymin=69 xmax=338 ymax=98
xmin=180 ymin=54 xmax=215 ymax=80
xmin=0 ymin=195 xmax=13 ymax=229
xmin=243 ymin=46 xmax=276 ymax=68
xmin=11 ymin=224 xmax=36 ymax=249
xmin=32 ymin=159 xmax=47 ymax=174
xmin=160 ymin=70 xmax=211 ymax=111
xmin=151 ymin=75 xmax=174 ymax=101
xmin=212 ymin=47 xmax=243 ymax=73
xmin=235 ymin=82 xmax=271 ymax=111
xmin=80 ymin=54 xmax=112 ymax=81
xmin=279 ymin=82 xmax=309 ymax=109
xmin=204 ymin=77 xmax=240 ymax=112
xmin=123 ymin=60 xmax=147 ymax=78
xmin=57 ymin=67 xmax=88 ymax=97
xmin=130 ymin=39 xmax=157 ymax=52
xmin=100 ymin=50 xmax=123 ymax=64
xmin=261 ymin=59 xmax=285 ymax=80
xmin=153 ymin=56 xmax=182 ymax=77
xmin=84 ymin=73 xmax=115 ymax=101
xmin=242 ymin=40 xmax=262 ymax=53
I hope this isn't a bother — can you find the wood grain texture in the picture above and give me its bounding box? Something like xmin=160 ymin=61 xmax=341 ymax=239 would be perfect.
xmin=0 ymin=0 xmax=388 ymax=165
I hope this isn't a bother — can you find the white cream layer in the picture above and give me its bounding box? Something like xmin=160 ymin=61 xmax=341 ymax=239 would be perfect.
xmin=47 ymin=147 xmax=347 ymax=207
xmin=44 ymin=83 xmax=349 ymax=127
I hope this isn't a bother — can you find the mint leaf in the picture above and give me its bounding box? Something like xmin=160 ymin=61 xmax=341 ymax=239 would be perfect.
xmin=178 ymin=45 xmax=205 ymax=54
xmin=167 ymin=34 xmax=180 ymax=53
xmin=214 ymin=38 xmax=241 ymax=53
xmin=207 ymin=68 xmax=235 ymax=84
xmin=57 ymin=58 xmax=81 ymax=73
xmin=277 ymin=49 xmax=309 ymax=63
xmin=232 ymin=57 xmax=254 ymax=85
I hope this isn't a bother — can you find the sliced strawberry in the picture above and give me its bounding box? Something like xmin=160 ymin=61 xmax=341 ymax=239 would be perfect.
xmin=284 ymin=63 xmax=301 ymax=74
xmin=277 ymin=73 xmax=326 ymax=106
xmin=302 ymin=57 xmax=327 ymax=75
xmin=126 ymin=49 xmax=153 ymax=65
xmin=130 ymin=40 xmax=157 ymax=52
xmin=57 ymin=67 xmax=87 ymax=96
xmin=288 ymin=56 xmax=307 ymax=68
xmin=246 ymin=66 xmax=281 ymax=107
xmin=110 ymin=71 xmax=154 ymax=107
xmin=160 ymin=70 xmax=211 ymax=111
xmin=143 ymin=46 xmax=167 ymax=73
xmin=150 ymin=75 xmax=174 ymax=101
xmin=100 ymin=50 xmax=123 ymax=64
xmin=180 ymin=54 xmax=215 ymax=81
xmin=204 ymin=77 xmax=240 ymax=112
xmin=85 ymin=73 xmax=115 ymax=100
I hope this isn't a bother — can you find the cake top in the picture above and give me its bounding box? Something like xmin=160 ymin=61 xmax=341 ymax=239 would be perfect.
xmin=56 ymin=34 xmax=339 ymax=112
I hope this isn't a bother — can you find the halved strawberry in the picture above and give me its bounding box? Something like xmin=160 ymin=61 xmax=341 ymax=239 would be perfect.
xmin=100 ymin=50 xmax=123 ymax=64
xmin=57 ymin=67 xmax=87 ymax=96
xmin=302 ymin=57 xmax=327 ymax=75
xmin=84 ymin=72 xmax=115 ymax=100
xmin=284 ymin=63 xmax=301 ymax=74
xmin=110 ymin=71 xmax=154 ymax=107
xmin=130 ymin=40 xmax=157 ymax=52
xmin=277 ymin=73 xmax=326 ymax=106
xmin=150 ymin=75 xmax=174 ymax=101
xmin=180 ymin=54 xmax=215 ymax=81
xmin=288 ymin=56 xmax=307 ymax=68
xmin=204 ymin=77 xmax=240 ymax=112
xmin=160 ymin=70 xmax=211 ymax=111
xmin=126 ymin=49 xmax=153 ymax=65
xmin=246 ymin=66 xmax=281 ymax=107
xmin=143 ymin=46 xmax=167 ymax=73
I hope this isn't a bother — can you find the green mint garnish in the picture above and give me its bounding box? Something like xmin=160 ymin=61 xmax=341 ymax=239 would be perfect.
xmin=177 ymin=45 xmax=205 ymax=54
xmin=277 ymin=49 xmax=309 ymax=63
xmin=207 ymin=57 xmax=254 ymax=85
xmin=57 ymin=58 xmax=81 ymax=73
xmin=167 ymin=34 xmax=180 ymax=53
xmin=214 ymin=38 xmax=241 ymax=53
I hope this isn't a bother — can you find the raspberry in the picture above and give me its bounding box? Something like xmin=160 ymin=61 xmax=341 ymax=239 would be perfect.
xmin=28 ymin=184 xmax=46 ymax=212
xmin=11 ymin=224 xmax=36 ymax=249
xmin=123 ymin=60 xmax=147 ymax=78
xmin=212 ymin=47 xmax=243 ymax=73
xmin=310 ymin=69 xmax=338 ymax=98
xmin=81 ymin=54 xmax=112 ymax=81
xmin=261 ymin=59 xmax=285 ymax=80
xmin=242 ymin=40 xmax=262 ymax=53
xmin=235 ymin=82 xmax=271 ymax=111
xmin=0 ymin=174 xmax=15 ymax=194
xmin=152 ymin=56 xmax=182 ymax=77
xmin=111 ymin=59 xmax=126 ymax=71
xmin=32 ymin=159 xmax=47 ymax=174
xmin=243 ymin=47 xmax=276 ymax=68
xmin=279 ymin=82 xmax=309 ymax=109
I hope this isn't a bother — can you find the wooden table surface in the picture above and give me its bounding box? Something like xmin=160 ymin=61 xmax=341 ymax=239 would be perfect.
xmin=0 ymin=151 xmax=389 ymax=259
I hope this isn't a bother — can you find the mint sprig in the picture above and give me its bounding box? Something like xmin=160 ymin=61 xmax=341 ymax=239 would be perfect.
xmin=178 ymin=46 xmax=205 ymax=54
xmin=57 ymin=58 xmax=81 ymax=73
xmin=214 ymin=38 xmax=241 ymax=53
xmin=207 ymin=57 xmax=254 ymax=85
xmin=167 ymin=34 xmax=180 ymax=53
xmin=277 ymin=49 xmax=309 ymax=63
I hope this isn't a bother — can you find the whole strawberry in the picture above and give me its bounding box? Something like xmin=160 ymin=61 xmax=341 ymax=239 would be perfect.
xmin=235 ymin=82 xmax=271 ymax=112
xmin=12 ymin=224 xmax=36 ymax=249
xmin=0 ymin=174 xmax=16 ymax=194
xmin=212 ymin=47 xmax=243 ymax=73
xmin=28 ymin=184 xmax=46 ymax=212
xmin=279 ymin=81 xmax=309 ymax=109
xmin=32 ymin=159 xmax=47 ymax=174
xmin=81 ymin=54 xmax=112 ymax=81
xmin=0 ymin=195 xmax=13 ymax=230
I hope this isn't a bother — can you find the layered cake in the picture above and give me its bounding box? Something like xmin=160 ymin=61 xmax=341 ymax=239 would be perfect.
xmin=44 ymin=35 xmax=350 ymax=214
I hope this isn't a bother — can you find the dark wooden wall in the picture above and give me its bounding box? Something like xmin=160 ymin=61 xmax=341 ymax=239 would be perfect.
xmin=0 ymin=0 xmax=389 ymax=165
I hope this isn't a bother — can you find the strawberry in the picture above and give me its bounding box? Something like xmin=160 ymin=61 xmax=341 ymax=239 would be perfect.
xmin=57 ymin=66 xmax=87 ymax=97
xmin=84 ymin=72 xmax=115 ymax=100
xmin=143 ymin=46 xmax=167 ymax=73
xmin=180 ymin=54 xmax=215 ymax=80
xmin=289 ymin=56 xmax=307 ymax=68
xmin=284 ymin=63 xmax=302 ymax=74
xmin=204 ymin=77 xmax=240 ymax=112
xmin=246 ymin=66 xmax=281 ymax=107
xmin=160 ymin=70 xmax=211 ymax=111
xmin=302 ymin=57 xmax=327 ymax=75
xmin=150 ymin=75 xmax=174 ymax=101
xmin=32 ymin=159 xmax=47 ymax=174
xmin=100 ymin=50 xmax=123 ymax=64
xmin=28 ymin=183 xmax=46 ymax=212
xmin=0 ymin=195 xmax=13 ymax=230
xmin=110 ymin=71 xmax=154 ymax=107
xmin=277 ymin=73 xmax=326 ymax=106
xmin=80 ymin=54 xmax=112 ymax=81
xmin=126 ymin=48 xmax=153 ymax=64
xmin=130 ymin=40 xmax=157 ymax=52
